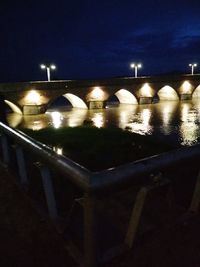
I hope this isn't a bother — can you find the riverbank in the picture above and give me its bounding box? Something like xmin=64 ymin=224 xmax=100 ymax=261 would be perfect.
xmin=21 ymin=126 xmax=177 ymax=171
xmin=1 ymin=162 xmax=200 ymax=267
xmin=0 ymin=163 xmax=77 ymax=267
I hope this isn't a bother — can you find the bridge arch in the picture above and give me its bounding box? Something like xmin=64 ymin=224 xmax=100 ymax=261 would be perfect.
xmin=114 ymin=89 xmax=138 ymax=104
xmin=5 ymin=100 xmax=22 ymax=114
xmin=192 ymin=84 xmax=200 ymax=98
xmin=48 ymin=93 xmax=88 ymax=109
xmin=157 ymin=85 xmax=179 ymax=101
xmin=63 ymin=93 xmax=87 ymax=108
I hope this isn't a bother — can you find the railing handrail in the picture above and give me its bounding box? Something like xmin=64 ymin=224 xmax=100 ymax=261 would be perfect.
xmin=92 ymin=144 xmax=200 ymax=191
xmin=0 ymin=123 xmax=91 ymax=191
xmin=1 ymin=122 xmax=200 ymax=194
xmin=1 ymin=122 xmax=200 ymax=267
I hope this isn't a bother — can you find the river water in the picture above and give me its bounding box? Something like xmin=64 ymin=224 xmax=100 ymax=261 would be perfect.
xmin=7 ymin=99 xmax=200 ymax=146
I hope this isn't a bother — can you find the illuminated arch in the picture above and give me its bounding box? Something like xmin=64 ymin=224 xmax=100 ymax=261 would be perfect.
xmin=114 ymin=89 xmax=138 ymax=104
xmin=157 ymin=86 xmax=179 ymax=101
xmin=139 ymin=83 xmax=153 ymax=97
xmin=192 ymin=85 xmax=200 ymax=98
xmin=5 ymin=100 xmax=22 ymax=114
xmin=63 ymin=93 xmax=88 ymax=109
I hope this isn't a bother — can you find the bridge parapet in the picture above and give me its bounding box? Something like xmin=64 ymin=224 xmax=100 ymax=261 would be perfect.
xmin=0 ymin=74 xmax=199 ymax=114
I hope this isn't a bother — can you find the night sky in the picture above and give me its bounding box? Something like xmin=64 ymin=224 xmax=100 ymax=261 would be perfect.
xmin=0 ymin=0 xmax=200 ymax=82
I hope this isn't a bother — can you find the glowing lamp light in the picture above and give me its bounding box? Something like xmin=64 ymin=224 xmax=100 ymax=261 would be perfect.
xmin=26 ymin=90 xmax=41 ymax=104
xmin=51 ymin=111 xmax=63 ymax=129
xmin=53 ymin=147 xmax=63 ymax=155
xmin=182 ymin=81 xmax=192 ymax=94
xmin=162 ymin=105 xmax=172 ymax=126
xmin=91 ymin=113 xmax=104 ymax=128
xmin=181 ymin=103 xmax=189 ymax=122
xmin=91 ymin=87 xmax=104 ymax=99
xmin=64 ymin=93 xmax=88 ymax=109
xmin=40 ymin=64 xmax=56 ymax=70
xmin=141 ymin=109 xmax=151 ymax=126
xmin=140 ymin=83 xmax=152 ymax=97
xmin=4 ymin=100 xmax=22 ymax=114
xmin=192 ymin=85 xmax=200 ymax=98
xmin=158 ymin=86 xmax=179 ymax=101
xmin=130 ymin=63 xmax=142 ymax=69
xmin=130 ymin=63 xmax=142 ymax=78
xmin=189 ymin=63 xmax=197 ymax=75
xmin=40 ymin=64 xmax=46 ymax=69
xmin=40 ymin=63 xmax=56 ymax=81
xmin=115 ymin=89 xmax=138 ymax=104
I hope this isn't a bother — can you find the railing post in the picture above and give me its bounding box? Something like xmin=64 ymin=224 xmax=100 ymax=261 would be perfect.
xmin=15 ymin=146 xmax=29 ymax=187
xmin=38 ymin=163 xmax=58 ymax=221
xmin=83 ymin=193 xmax=97 ymax=267
xmin=1 ymin=134 xmax=10 ymax=165
xmin=190 ymin=170 xmax=200 ymax=213
xmin=124 ymin=187 xmax=148 ymax=249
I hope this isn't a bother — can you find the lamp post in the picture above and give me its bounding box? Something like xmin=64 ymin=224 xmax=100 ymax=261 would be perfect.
xmin=189 ymin=63 xmax=197 ymax=75
xmin=40 ymin=64 xmax=56 ymax=81
xmin=130 ymin=63 xmax=142 ymax=78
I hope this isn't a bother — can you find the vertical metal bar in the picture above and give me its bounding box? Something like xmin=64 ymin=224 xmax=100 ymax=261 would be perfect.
xmin=15 ymin=146 xmax=29 ymax=187
xmin=83 ymin=193 xmax=97 ymax=267
xmin=190 ymin=170 xmax=200 ymax=213
xmin=40 ymin=164 xmax=58 ymax=220
xmin=1 ymin=134 xmax=10 ymax=164
xmin=124 ymin=187 xmax=148 ymax=249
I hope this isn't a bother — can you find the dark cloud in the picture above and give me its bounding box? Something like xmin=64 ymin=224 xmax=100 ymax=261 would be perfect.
xmin=0 ymin=0 xmax=200 ymax=81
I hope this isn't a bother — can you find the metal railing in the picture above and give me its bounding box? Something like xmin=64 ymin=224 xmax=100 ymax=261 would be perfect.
xmin=1 ymin=122 xmax=200 ymax=267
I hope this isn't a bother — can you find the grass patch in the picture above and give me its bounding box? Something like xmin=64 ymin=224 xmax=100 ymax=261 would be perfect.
xmin=20 ymin=126 xmax=177 ymax=171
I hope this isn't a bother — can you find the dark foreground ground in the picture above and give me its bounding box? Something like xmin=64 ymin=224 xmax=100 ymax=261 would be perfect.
xmin=1 ymin=163 xmax=200 ymax=267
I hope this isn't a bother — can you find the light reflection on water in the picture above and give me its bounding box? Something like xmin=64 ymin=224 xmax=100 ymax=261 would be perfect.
xmin=7 ymin=99 xmax=200 ymax=146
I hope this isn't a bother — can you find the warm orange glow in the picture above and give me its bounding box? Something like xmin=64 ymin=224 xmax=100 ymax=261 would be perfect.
xmin=4 ymin=100 xmax=22 ymax=114
xmin=67 ymin=109 xmax=88 ymax=127
xmin=125 ymin=107 xmax=152 ymax=135
xmin=115 ymin=89 xmax=138 ymax=104
xmin=158 ymin=86 xmax=179 ymax=101
xmin=50 ymin=111 xmax=63 ymax=128
xmin=53 ymin=147 xmax=63 ymax=155
xmin=91 ymin=112 xmax=104 ymax=128
xmin=64 ymin=93 xmax=88 ymax=108
xmin=118 ymin=106 xmax=138 ymax=129
xmin=140 ymin=83 xmax=152 ymax=97
xmin=90 ymin=87 xmax=104 ymax=100
xmin=141 ymin=109 xmax=151 ymax=126
xmin=181 ymin=103 xmax=189 ymax=122
xmin=182 ymin=81 xmax=192 ymax=94
xmin=180 ymin=103 xmax=198 ymax=145
xmin=192 ymin=85 xmax=200 ymax=98
xmin=26 ymin=90 xmax=41 ymax=104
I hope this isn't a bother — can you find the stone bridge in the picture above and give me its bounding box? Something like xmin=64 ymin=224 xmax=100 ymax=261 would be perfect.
xmin=0 ymin=74 xmax=200 ymax=115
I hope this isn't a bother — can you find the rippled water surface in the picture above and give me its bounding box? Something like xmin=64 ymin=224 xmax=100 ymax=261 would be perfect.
xmin=7 ymin=100 xmax=200 ymax=146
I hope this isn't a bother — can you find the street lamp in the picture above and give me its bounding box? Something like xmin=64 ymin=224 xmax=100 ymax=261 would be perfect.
xmin=40 ymin=64 xmax=56 ymax=81
xmin=189 ymin=63 xmax=197 ymax=75
xmin=130 ymin=63 xmax=142 ymax=78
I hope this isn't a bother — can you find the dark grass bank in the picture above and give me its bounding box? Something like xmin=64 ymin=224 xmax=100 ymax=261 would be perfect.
xmin=21 ymin=126 xmax=177 ymax=171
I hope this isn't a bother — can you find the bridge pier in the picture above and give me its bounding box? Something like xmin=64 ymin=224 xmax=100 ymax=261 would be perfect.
xmin=180 ymin=94 xmax=192 ymax=101
xmin=23 ymin=104 xmax=46 ymax=115
xmin=139 ymin=97 xmax=152 ymax=104
xmin=88 ymin=101 xmax=105 ymax=109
